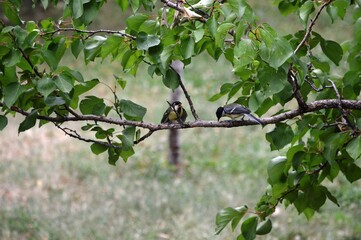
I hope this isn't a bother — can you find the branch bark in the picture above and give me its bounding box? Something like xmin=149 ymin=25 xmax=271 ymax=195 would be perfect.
xmin=2 ymin=99 xmax=361 ymax=130
xmin=41 ymin=27 xmax=136 ymax=40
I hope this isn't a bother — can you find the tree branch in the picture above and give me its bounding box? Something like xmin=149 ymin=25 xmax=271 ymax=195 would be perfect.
xmin=134 ymin=130 xmax=155 ymax=144
xmin=328 ymin=79 xmax=357 ymax=131
xmin=2 ymin=99 xmax=361 ymax=130
xmin=55 ymin=123 xmax=122 ymax=149
xmin=288 ymin=64 xmax=308 ymax=111
xmin=161 ymin=0 xmax=207 ymax=23
xmin=41 ymin=27 xmax=136 ymax=40
xmin=170 ymin=62 xmax=200 ymax=121
xmin=294 ymin=0 xmax=332 ymax=54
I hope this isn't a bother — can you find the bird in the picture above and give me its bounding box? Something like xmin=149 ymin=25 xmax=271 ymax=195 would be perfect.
xmin=161 ymin=101 xmax=188 ymax=124
xmin=216 ymin=103 xmax=264 ymax=125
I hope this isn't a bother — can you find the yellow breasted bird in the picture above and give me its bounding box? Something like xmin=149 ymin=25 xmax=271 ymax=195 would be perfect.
xmin=161 ymin=101 xmax=188 ymax=124
xmin=216 ymin=103 xmax=264 ymax=125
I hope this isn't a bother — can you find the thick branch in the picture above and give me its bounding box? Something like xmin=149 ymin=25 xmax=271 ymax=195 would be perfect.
xmin=2 ymin=99 xmax=361 ymax=131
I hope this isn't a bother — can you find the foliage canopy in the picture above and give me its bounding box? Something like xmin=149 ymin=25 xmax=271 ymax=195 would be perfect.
xmin=1 ymin=0 xmax=361 ymax=238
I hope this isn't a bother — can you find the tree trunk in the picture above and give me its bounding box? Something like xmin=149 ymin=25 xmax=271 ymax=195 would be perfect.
xmin=168 ymin=61 xmax=184 ymax=175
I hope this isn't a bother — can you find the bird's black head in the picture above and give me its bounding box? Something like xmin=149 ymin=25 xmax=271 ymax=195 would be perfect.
xmin=172 ymin=101 xmax=182 ymax=106
xmin=216 ymin=107 xmax=224 ymax=121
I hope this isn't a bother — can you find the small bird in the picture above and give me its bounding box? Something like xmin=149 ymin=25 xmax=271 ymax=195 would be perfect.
xmin=161 ymin=101 xmax=188 ymax=124
xmin=216 ymin=103 xmax=264 ymax=125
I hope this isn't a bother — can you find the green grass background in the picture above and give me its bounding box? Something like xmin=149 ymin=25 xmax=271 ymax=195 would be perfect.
xmin=1 ymin=1 xmax=361 ymax=239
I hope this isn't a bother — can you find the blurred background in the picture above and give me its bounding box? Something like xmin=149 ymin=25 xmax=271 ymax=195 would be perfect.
xmin=1 ymin=1 xmax=361 ymax=239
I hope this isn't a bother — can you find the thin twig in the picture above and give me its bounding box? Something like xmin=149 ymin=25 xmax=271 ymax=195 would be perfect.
xmin=134 ymin=130 xmax=155 ymax=144
xmin=17 ymin=48 xmax=43 ymax=78
xmin=55 ymin=123 xmax=122 ymax=149
xmin=294 ymin=1 xmax=333 ymax=54
xmin=41 ymin=27 xmax=136 ymax=40
xmin=169 ymin=65 xmax=200 ymax=121
xmin=288 ymin=64 xmax=308 ymax=111
xmin=328 ymin=79 xmax=357 ymax=131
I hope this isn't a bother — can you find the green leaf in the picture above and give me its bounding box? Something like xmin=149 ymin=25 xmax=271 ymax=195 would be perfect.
xmin=320 ymin=186 xmax=340 ymax=207
xmin=303 ymin=208 xmax=315 ymax=221
xmin=287 ymin=145 xmax=305 ymax=170
xmin=71 ymin=38 xmax=84 ymax=58
xmin=209 ymin=83 xmax=233 ymax=102
xmin=194 ymin=28 xmax=204 ymax=43
xmin=136 ymin=32 xmax=160 ymax=51
xmin=79 ymin=96 xmax=106 ymax=115
xmin=101 ymin=35 xmax=122 ymax=59
xmin=304 ymin=186 xmax=327 ymax=211
xmin=180 ymin=36 xmax=195 ymax=59
xmin=2 ymin=2 xmax=22 ymax=25
xmin=259 ymin=36 xmax=293 ymax=69
xmin=44 ymin=96 xmax=66 ymax=106
xmin=18 ymin=110 xmax=38 ymax=133
xmin=267 ymin=156 xmax=287 ymax=185
xmin=241 ymin=217 xmax=258 ymax=240
xmin=162 ymin=69 xmax=180 ymax=91
xmin=129 ymin=0 xmax=140 ymax=13
xmin=266 ymin=123 xmax=294 ymax=150
xmin=114 ymin=75 xmax=127 ymax=89
xmin=126 ymin=14 xmax=148 ymax=31
xmin=115 ymin=0 xmax=129 ymax=11
xmin=121 ymin=126 xmax=135 ymax=150
xmin=320 ymin=40 xmax=343 ymax=65
xmin=340 ymin=162 xmax=361 ymax=183
xmin=215 ymin=23 xmax=234 ymax=49
xmin=119 ymin=99 xmax=147 ymax=121
xmin=3 ymin=49 xmax=21 ymax=67
xmin=258 ymin=66 xmax=287 ymax=97
xmin=215 ymin=206 xmax=248 ymax=235
xmin=346 ymin=136 xmax=361 ymax=160
xmin=327 ymin=0 xmax=349 ymax=21
xmin=0 ymin=115 xmax=8 ymax=130
xmin=90 ymin=143 xmax=108 ymax=155
xmin=278 ymin=1 xmax=299 ymax=15
xmin=71 ymin=0 xmax=84 ymax=19
xmin=37 ymin=77 xmax=56 ymax=98
xmin=227 ymin=81 xmax=243 ymax=101
xmin=256 ymin=219 xmax=272 ymax=235
xmin=299 ymin=1 xmax=315 ymax=26
xmin=3 ymin=82 xmax=26 ymax=107
xmin=108 ymin=147 xmax=121 ymax=165
xmin=119 ymin=148 xmax=135 ymax=162
xmin=206 ymin=16 xmax=217 ymax=37
xmin=54 ymin=75 xmax=73 ymax=93
xmin=41 ymin=39 xmax=66 ymax=70
xmin=84 ymin=36 xmax=106 ymax=62
xmin=234 ymin=39 xmax=257 ymax=68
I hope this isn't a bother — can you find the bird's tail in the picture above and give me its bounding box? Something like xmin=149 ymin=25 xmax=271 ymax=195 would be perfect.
xmin=246 ymin=113 xmax=264 ymax=125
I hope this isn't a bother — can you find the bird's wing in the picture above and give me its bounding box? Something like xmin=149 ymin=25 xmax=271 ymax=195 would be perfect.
xmin=245 ymin=113 xmax=264 ymax=125
xmin=181 ymin=108 xmax=188 ymax=122
xmin=161 ymin=108 xmax=171 ymax=123
xmin=225 ymin=104 xmax=250 ymax=114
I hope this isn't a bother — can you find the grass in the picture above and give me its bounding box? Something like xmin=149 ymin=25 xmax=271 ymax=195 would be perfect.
xmin=1 ymin=1 xmax=361 ymax=240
